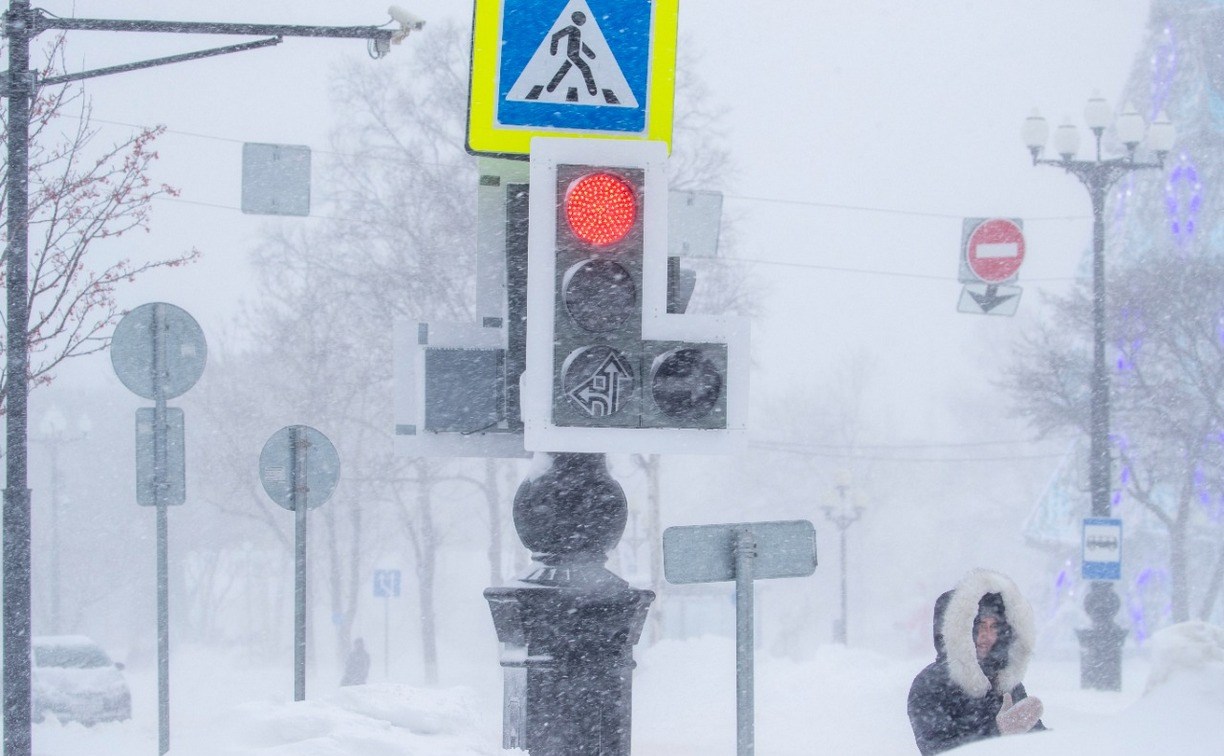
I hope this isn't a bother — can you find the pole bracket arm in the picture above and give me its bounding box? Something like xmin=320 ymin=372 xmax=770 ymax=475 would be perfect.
xmin=38 ymin=37 xmax=283 ymax=88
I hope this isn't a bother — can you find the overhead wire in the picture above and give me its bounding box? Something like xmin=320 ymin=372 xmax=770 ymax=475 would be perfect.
xmin=749 ymin=434 xmax=1075 ymax=463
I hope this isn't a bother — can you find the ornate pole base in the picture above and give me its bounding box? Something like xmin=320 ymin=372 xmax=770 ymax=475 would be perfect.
xmin=487 ymin=453 xmax=654 ymax=755
xmin=1077 ymin=581 xmax=1127 ymax=690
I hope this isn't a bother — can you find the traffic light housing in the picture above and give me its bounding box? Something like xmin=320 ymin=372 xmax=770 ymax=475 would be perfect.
xmin=523 ymin=138 xmax=747 ymax=454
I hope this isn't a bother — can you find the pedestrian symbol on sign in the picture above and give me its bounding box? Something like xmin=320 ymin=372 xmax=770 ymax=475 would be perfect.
xmin=548 ymin=13 xmax=597 ymax=98
xmin=507 ymin=0 xmax=638 ymax=108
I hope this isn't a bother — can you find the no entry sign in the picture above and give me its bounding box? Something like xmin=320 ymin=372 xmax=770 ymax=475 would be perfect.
xmin=963 ymin=218 xmax=1025 ymax=284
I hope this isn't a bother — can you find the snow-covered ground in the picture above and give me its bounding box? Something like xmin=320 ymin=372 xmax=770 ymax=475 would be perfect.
xmin=23 ymin=621 xmax=1224 ymax=755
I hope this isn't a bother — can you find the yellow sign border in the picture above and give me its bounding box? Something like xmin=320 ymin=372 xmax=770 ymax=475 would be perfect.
xmin=467 ymin=0 xmax=678 ymax=157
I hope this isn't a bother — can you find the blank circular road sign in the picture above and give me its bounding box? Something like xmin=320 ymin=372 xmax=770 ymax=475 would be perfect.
xmin=966 ymin=218 xmax=1026 ymax=284
xmin=259 ymin=425 xmax=340 ymax=511
xmin=110 ymin=302 xmax=207 ymax=400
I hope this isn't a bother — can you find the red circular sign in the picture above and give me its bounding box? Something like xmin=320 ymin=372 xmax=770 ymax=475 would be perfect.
xmin=966 ymin=218 xmax=1025 ymax=284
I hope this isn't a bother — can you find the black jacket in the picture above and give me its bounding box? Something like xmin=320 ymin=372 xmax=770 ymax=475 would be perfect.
xmin=907 ymin=570 xmax=1046 ymax=755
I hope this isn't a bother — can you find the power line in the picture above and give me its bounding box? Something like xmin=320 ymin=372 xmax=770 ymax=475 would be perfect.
xmin=87 ymin=115 xmax=1095 ymax=226
xmin=719 ymin=255 xmax=1084 ymax=283
xmin=725 ymin=192 xmax=1091 ymax=223
xmin=749 ymin=441 xmax=1068 ymax=464
xmin=758 ymin=435 xmax=1076 ymax=450
xmin=86 ymin=114 xmax=465 ymax=168
xmin=749 ymin=435 xmax=1075 ymax=463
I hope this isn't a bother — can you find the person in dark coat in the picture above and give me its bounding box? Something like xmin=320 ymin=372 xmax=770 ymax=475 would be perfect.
xmin=340 ymin=637 xmax=371 ymax=686
xmin=907 ymin=569 xmax=1046 ymax=754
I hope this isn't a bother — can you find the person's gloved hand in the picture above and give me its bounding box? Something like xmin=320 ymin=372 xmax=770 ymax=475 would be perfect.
xmin=996 ymin=692 xmax=1043 ymax=735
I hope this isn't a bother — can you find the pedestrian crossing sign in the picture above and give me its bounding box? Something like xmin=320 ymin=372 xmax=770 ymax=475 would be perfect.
xmin=467 ymin=0 xmax=678 ymax=157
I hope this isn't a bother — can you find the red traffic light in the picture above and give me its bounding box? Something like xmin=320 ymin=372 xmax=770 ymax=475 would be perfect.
xmin=564 ymin=172 xmax=637 ymax=247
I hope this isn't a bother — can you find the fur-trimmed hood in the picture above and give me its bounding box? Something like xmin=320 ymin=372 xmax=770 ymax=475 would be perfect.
xmin=933 ymin=569 xmax=1036 ymax=698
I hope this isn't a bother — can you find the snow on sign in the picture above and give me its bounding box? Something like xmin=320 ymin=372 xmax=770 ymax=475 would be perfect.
xmin=963 ymin=217 xmax=1025 ymax=284
xmin=467 ymin=0 xmax=678 ymax=157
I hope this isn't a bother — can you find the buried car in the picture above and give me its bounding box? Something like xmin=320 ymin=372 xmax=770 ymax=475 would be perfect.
xmin=32 ymin=635 xmax=131 ymax=725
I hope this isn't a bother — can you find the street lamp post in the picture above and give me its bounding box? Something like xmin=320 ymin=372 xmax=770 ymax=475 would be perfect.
xmin=821 ymin=474 xmax=864 ymax=645
xmin=1022 ymin=94 xmax=1175 ymax=690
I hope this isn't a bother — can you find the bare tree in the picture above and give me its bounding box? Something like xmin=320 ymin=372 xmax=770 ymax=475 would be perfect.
xmin=1007 ymin=252 xmax=1224 ymax=623
xmin=189 ymin=22 xmax=486 ymax=680
xmin=0 ymin=36 xmax=197 ymax=404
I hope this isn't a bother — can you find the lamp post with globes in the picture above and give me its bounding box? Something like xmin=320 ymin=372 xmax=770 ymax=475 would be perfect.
xmin=821 ymin=472 xmax=865 ymax=645
xmin=1021 ymin=94 xmax=1175 ymax=691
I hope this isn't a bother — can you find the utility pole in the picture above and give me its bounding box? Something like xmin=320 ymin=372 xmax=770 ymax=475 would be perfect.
xmin=2 ymin=6 xmax=413 ymax=754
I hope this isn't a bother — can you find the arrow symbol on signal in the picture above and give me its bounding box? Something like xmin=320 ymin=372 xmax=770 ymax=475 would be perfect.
xmin=568 ymin=349 xmax=634 ymax=417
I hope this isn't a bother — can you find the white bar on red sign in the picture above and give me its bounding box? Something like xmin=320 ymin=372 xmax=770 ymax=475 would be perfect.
xmin=975 ymin=242 xmax=1020 ymax=259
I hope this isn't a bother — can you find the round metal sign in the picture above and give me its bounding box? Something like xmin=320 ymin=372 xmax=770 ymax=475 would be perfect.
xmin=110 ymin=302 xmax=207 ymax=400
xmin=966 ymin=218 xmax=1026 ymax=284
xmin=259 ymin=425 xmax=340 ymax=511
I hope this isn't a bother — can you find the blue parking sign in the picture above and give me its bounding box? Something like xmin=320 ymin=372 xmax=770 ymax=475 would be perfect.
xmin=373 ymin=569 xmax=402 ymax=598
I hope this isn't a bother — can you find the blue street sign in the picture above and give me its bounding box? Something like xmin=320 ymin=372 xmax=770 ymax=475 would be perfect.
xmin=499 ymin=0 xmax=650 ymax=133
xmin=1082 ymin=518 xmax=1122 ymax=581
xmin=468 ymin=0 xmax=678 ymax=156
xmin=373 ymin=569 xmax=402 ymax=598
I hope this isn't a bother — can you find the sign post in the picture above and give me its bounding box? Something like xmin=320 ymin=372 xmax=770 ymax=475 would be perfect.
xmin=111 ymin=302 xmax=206 ymax=755
xmin=663 ymin=520 xmax=817 ymax=756
xmin=373 ymin=569 xmax=402 ymax=679
xmin=259 ymin=425 xmax=340 ymax=701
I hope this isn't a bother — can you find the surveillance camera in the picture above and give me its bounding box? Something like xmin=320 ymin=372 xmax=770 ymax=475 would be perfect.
xmin=388 ymin=6 xmax=425 ymax=31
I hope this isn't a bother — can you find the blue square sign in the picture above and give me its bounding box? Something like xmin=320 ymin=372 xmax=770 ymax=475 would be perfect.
xmin=497 ymin=0 xmax=651 ymax=133
xmin=373 ymin=569 xmax=402 ymax=598
xmin=1082 ymin=518 xmax=1122 ymax=581
xmin=468 ymin=0 xmax=678 ymax=156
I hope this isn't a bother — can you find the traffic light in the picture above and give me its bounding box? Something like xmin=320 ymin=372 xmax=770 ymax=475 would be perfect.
xmin=523 ymin=138 xmax=747 ymax=454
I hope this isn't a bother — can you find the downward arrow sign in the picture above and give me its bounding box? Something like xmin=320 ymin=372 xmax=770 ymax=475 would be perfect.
xmin=969 ymin=284 xmax=1017 ymax=313
xmin=958 ymin=283 xmax=1022 ymax=316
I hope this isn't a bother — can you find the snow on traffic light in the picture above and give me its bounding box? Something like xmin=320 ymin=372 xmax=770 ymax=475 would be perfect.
xmin=523 ymin=137 xmax=747 ymax=454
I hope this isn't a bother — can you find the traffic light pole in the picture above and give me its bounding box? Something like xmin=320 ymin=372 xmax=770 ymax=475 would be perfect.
xmin=2 ymin=5 xmax=397 ymax=753
xmin=486 ymin=452 xmax=653 ymax=755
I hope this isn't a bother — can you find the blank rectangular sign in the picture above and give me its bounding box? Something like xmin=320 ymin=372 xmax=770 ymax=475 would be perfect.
xmin=663 ymin=520 xmax=817 ymax=584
